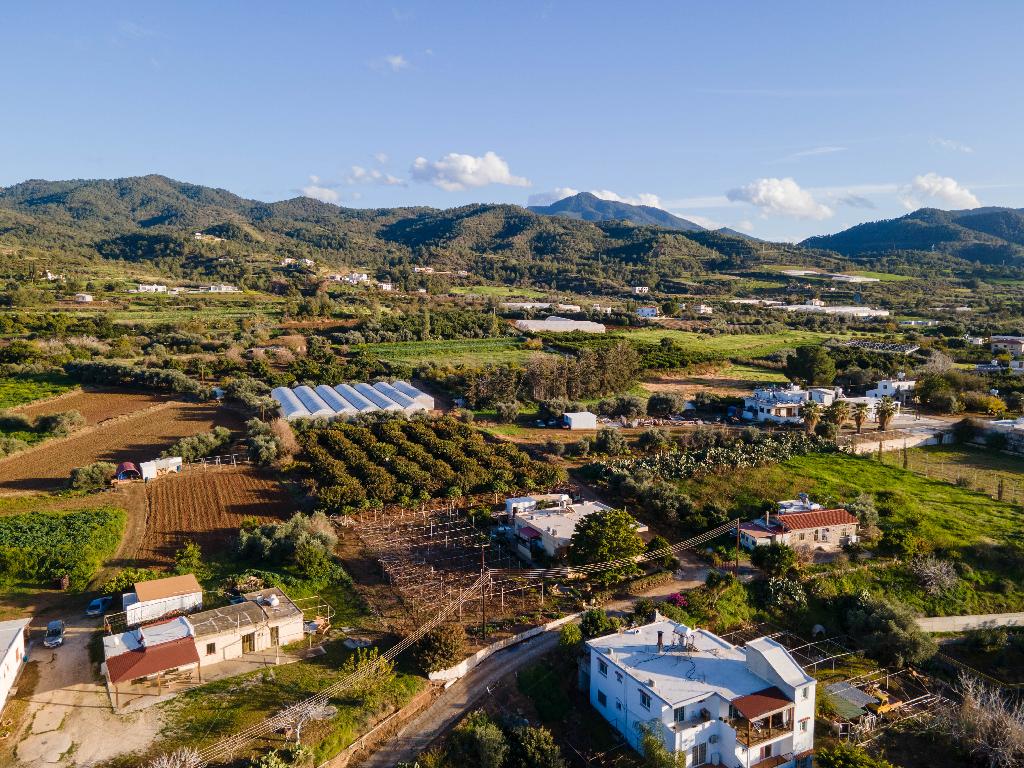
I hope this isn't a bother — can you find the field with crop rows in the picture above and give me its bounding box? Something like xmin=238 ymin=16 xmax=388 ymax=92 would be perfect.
xmin=12 ymin=388 xmax=170 ymax=425
xmin=355 ymin=336 xmax=536 ymax=365
xmin=0 ymin=401 xmax=240 ymax=493
xmin=126 ymin=465 xmax=294 ymax=564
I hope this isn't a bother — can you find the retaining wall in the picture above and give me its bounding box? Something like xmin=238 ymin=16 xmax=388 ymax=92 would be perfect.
xmin=916 ymin=612 xmax=1024 ymax=633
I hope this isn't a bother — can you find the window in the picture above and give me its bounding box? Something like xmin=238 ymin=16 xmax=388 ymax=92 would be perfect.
xmin=639 ymin=691 xmax=651 ymax=710
xmin=598 ymin=660 xmax=608 ymax=677
xmin=674 ymin=706 xmax=686 ymax=722
xmin=802 ymin=687 xmax=810 ymax=700
xmin=597 ymin=691 xmax=607 ymax=707
xmin=615 ymin=671 xmax=623 ymax=682
xmin=691 ymin=742 xmax=708 ymax=766
xmin=800 ymin=719 xmax=808 ymax=732
xmin=799 ymin=532 xmax=806 ymax=541
xmin=205 ymin=642 xmax=216 ymax=656
xmin=760 ymin=744 xmax=773 ymax=760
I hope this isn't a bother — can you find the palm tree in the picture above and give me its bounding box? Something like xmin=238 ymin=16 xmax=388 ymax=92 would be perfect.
xmin=876 ymin=396 xmax=898 ymax=431
xmin=801 ymin=400 xmax=822 ymax=434
xmin=829 ymin=400 xmax=851 ymax=430
xmin=853 ymin=402 xmax=869 ymax=434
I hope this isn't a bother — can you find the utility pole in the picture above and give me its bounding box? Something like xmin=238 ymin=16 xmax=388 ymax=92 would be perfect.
xmin=480 ymin=543 xmax=489 ymax=641
xmin=735 ymin=521 xmax=741 ymax=576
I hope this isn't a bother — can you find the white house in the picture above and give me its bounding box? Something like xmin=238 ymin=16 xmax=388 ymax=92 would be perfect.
xmin=636 ymin=306 xmax=660 ymax=319
xmin=774 ymin=303 xmax=889 ymax=318
xmin=588 ymin=618 xmax=815 ymax=768
xmin=188 ymin=588 xmax=304 ymax=668
xmin=866 ymin=378 xmax=916 ymax=403
xmin=991 ymin=336 xmax=1024 ymax=356
xmin=509 ymin=496 xmax=646 ymax=561
xmin=74 ymin=293 xmax=94 ymax=303
xmin=0 ymin=619 xmax=29 ymax=714
xmin=138 ymin=283 xmax=168 ymax=293
xmin=123 ymin=574 xmax=203 ymax=626
xmin=741 ymin=386 xmax=832 ymax=424
xmin=564 ymin=411 xmax=598 ymax=430
xmin=695 ymin=304 xmax=715 ymax=315
xmin=376 ymin=281 xmax=394 ymax=291
xmin=633 ymin=286 xmax=650 ymax=295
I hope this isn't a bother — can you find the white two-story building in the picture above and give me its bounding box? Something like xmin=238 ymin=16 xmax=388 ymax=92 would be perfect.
xmin=866 ymin=377 xmax=915 ymax=404
xmin=588 ymin=618 xmax=815 ymax=768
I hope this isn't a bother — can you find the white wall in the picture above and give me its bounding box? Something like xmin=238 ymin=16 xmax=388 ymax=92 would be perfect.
xmin=126 ymin=593 xmax=203 ymax=626
xmin=0 ymin=629 xmax=27 ymax=713
xmin=195 ymin=615 xmax=304 ymax=668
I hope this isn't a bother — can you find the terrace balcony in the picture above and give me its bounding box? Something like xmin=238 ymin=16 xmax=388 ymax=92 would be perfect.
xmin=726 ymin=711 xmax=794 ymax=747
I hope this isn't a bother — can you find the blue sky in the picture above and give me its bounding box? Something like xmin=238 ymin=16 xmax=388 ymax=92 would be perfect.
xmin=1 ymin=1 xmax=1022 ymax=241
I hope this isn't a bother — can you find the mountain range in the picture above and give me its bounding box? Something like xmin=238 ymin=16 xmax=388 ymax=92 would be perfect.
xmin=1 ymin=176 xmax=1023 ymax=288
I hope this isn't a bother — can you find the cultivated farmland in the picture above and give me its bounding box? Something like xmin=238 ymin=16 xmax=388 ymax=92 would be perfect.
xmin=0 ymin=401 xmax=240 ymax=493
xmin=125 ymin=465 xmax=294 ymax=565
xmin=12 ymin=388 xmax=171 ymax=425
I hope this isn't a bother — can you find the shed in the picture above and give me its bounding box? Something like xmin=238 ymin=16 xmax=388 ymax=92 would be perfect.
xmin=74 ymin=293 xmax=94 ymax=303
xmin=123 ymin=573 xmax=203 ymax=626
xmin=140 ymin=456 xmax=182 ymax=481
xmin=563 ymin=411 xmax=598 ymax=430
xmin=115 ymin=462 xmax=142 ymax=481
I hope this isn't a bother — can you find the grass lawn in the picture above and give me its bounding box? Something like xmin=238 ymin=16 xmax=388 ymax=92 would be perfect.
xmin=885 ymin=444 xmax=1024 ymax=502
xmin=674 ymin=451 xmax=1024 ymax=615
xmin=618 ymin=329 xmax=857 ymax=358
xmin=0 ymin=371 xmax=77 ymax=409
xmin=714 ymin=363 xmax=790 ymax=382
xmin=355 ymin=337 xmax=539 ymax=365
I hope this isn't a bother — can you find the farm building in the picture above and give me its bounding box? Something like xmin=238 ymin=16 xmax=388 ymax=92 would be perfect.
xmin=272 ymin=381 xmax=436 ymax=421
xmin=0 ymin=619 xmax=30 ymax=714
xmin=587 ymin=618 xmax=815 ymax=765
xmin=140 ymin=456 xmax=183 ymax=481
xmin=74 ymin=293 xmax=94 ymax=303
xmin=515 ymin=317 xmax=607 ymax=333
xmin=115 ymin=462 xmax=142 ymax=481
xmin=123 ymin=574 xmax=203 ymax=626
xmin=101 ymin=589 xmax=303 ymax=709
xmin=509 ymin=496 xmax=647 ymax=561
xmin=564 ymin=411 xmax=598 ymax=430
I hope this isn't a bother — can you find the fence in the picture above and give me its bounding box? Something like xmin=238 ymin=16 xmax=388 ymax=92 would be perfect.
xmin=872 ymin=445 xmax=1024 ymax=504
xmin=181 ymin=452 xmax=252 ymax=470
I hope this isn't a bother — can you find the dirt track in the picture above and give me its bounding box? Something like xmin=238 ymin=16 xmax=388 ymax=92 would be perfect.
xmin=0 ymin=401 xmax=240 ymax=493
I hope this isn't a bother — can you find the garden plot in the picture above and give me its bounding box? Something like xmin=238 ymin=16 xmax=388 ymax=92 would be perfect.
xmin=12 ymin=388 xmax=171 ymax=425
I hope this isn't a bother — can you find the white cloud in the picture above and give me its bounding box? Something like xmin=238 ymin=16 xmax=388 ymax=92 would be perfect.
xmin=931 ymin=137 xmax=974 ymax=154
xmin=676 ymin=214 xmax=722 ymax=230
xmin=527 ymin=187 xmax=580 ymax=206
xmin=527 ymin=187 xmax=662 ymax=208
xmin=770 ymin=145 xmax=847 ymax=163
xmin=300 ymin=175 xmax=339 ymax=203
xmin=737 ymin=220 xmax=755 ymax=232
xmin=899 ymin=172 xmax=980 ymax=210
xmin=383 ymin=54 xmax=408 ymax=71
xmin=726 ymin=177 xmax=834 ymax=220
xmin=410 ymin=151 xmax=529 ymax=191
xmin=373 ymin=152 xmax=390 ymax=165
xmin=345 ymin=165 xmax=404 ymax=186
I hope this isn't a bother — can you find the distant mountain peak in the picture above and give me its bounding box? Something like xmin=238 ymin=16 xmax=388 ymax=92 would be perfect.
xmin=528 ymin=192 xmax=705 ymax=231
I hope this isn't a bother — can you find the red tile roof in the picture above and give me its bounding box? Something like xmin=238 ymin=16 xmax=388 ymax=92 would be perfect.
xmin=777 ymin=508 xmax=857 ymax=532
xmin=731 ymin=686 xmax=793 ymax=720
xmin=105 ymin=636 xmax=200 ymax=684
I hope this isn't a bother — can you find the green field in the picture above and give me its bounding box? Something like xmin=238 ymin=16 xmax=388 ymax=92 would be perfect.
xmin=618 ymin=329 xmax=857 ymax=358
xmin=356 ymin=336 xmax=537 ymax=365
xmin=675 ymin=451 xmax=1024 ymax=615
xmin=450 ymin=285 xmax=546 ymax=298
xmin=714 ymin=363 xmax=790 ymax=382
xmin=0 ymin=372 xmax=76 ymax=409
xmin=846 ymin=270 xmax=914 ymax=282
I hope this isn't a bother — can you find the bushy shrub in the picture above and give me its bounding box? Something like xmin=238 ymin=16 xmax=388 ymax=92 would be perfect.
xmin=35 ymin=410 xmax=85 ymax=437
xmin=414 ymin=623 xmax=467 ymax=673
xmin=494 ymin=401 xmax=521 ymax=423
xmin=842 ymin=592 xmax=937 ymax=667
xmin=580 ymin=608 xmax=621 ymax=639
xmin=99 ymin=567 xmax=159 ymax=595
xmin=162 ymin=426 xmax=232 ymax=461
xmin=246 ymin=418 xmax=283 ymax=465
xmin=69 ymin=461 xmax=116 ymax=491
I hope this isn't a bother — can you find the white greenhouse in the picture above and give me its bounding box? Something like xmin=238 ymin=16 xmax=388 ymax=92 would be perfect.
xmin=315 ymin=385 xmax=357 ymax=417
xmin=272 ymin=387 xmax=311 ymax=421
xmin=335 ymin=384 xmax=377 ymax=414
xmin=292 ymin=385 xmax=336 ymax=419
xmin=354 ymin=383 xmax=404 ymax=412
xmin=392 ymin=380 xmax=436 ymax=410
xmin=271 ymin=381 xmax=437 ymax=421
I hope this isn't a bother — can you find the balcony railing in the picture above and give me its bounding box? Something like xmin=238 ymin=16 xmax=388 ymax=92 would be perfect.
xmin=726 ymin=714 xmax=792 ymax=748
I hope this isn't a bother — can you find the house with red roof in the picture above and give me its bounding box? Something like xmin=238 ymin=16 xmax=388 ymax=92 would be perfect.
xmin=738 ymin=501 xmax=858 ymax=553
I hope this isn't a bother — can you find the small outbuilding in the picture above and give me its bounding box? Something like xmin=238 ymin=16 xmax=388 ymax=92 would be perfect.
xmin=140 ymin=456 xmax=183 ymax=481
xmin=115 ymin=462 xmax=142 ymax=481
xmin=563 ymin=411 xmax=598 ymax=430
xmin=123 ymin=573 xmax=203 ymax=626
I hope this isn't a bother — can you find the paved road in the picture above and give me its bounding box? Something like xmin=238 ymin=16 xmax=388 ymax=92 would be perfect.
xmin=358 ymin=630 xmax=562 ymax=768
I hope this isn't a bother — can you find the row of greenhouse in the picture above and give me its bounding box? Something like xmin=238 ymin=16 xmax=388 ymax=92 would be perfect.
xmin=271 ymin=381 xmax=436 ymax=421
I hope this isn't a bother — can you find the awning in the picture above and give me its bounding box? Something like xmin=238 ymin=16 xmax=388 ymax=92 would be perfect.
xmin=518 ymin=527 xmax=542 ymax=540
xmin=731 ymin=686 xmax=793 ymax=720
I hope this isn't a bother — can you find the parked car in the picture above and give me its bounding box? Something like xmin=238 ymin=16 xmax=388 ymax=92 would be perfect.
xmin=43 ymin=619 xmax=66 ymax=648
xmin=85 ymin=596 xmax=113 ymax=617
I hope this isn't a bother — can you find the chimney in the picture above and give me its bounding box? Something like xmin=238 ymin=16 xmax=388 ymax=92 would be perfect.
xmin=657 ymin=630 xmax=664 ymax=653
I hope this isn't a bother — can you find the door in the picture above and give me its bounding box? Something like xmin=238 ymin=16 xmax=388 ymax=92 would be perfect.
xmin=242 ymin=632 xmax=255 ymax=654
xmin=270 ymin=626 xmax=280 ymax=646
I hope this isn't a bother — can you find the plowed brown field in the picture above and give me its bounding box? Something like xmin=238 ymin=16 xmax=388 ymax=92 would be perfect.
xmin=123 ymin=465 xmax=294 ymax=565
xmin=0 ymin=401 xmax=241 ymax=493
xmin=13 ymin=388 xmax=172 ymax=425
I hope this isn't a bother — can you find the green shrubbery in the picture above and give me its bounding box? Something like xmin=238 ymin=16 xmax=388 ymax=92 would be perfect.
xmin=163 ymin=426 xmax=232 ymax=461
xmin=238 ymin=512 xmax=348 ymax=589
xmin=0 ymin=507 xmax=125 ymax=588
xmin=65 ymin=360 xmax=207 ymax=397
xmin=69 ymin=461 xmax=117 ymax=490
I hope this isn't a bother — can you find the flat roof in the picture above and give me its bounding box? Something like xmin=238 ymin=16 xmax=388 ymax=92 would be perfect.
xmin=133 ymin=574 xmax=202 ymax=603
xmin=0 ymin=618 xmax=30 ymax=652
xmin=189 ymin=588 xmax=301 ymax=638
xmin=515 ymin=501 xmax=616 ymax=543
xmin=588 ymin=620 xmax=770 ymax=706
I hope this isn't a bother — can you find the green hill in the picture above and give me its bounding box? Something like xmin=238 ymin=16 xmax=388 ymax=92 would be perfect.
xmin=528 ymin=191 xmax=705 ymax=231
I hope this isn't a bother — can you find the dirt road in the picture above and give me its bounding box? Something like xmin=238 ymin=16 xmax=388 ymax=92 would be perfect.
xmin=14 ymin=613 xmax=162 ymax=766
xmin=357 ymin=630 xmax=562 ymax=768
